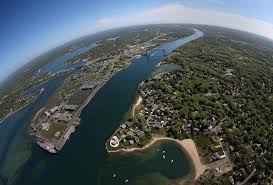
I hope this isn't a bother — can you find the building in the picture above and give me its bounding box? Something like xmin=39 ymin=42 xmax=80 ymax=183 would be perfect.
xmin=120 ymin=124 xmax=126 ymax=129
xmin=110 ymin=136 xmax=119 ymax=148
xmin=58 ymin=112 xmax=72 ymax=122
xmin=133 ymin=135 xmax=140 ymax=143
xmin=50 ymin=106 xmax=60 ymax=114
xmin=63 ymin=126 xmax=75 ymax=140
xmin=215 ymin=150 xmax=226 ymax=159
xmin=136 ymin=130 xmax=145 ymax=139
xmin=211 ymin=134 xmax=220 ymax=143
xmin=209 ymin=142 xmax=222 ymax=152
xmin=210 ymin=142 xmax=226 ymax=160
xmin=229 ymin=176 xmax=235 ymax=185
xmin=80 ymin=80 xmax=98 ymax=90
xmin=44 ymin=111 xmax=51 ymax=117
xmin=129 ymin=140 xmax=134 ymax=145
xmin=64 ymin=105 xmax=77 ymax=112
xmin=52 ymin=113 xmax=62 ymax=120
xmin=41 ymin=122 xmax=50 ymax=131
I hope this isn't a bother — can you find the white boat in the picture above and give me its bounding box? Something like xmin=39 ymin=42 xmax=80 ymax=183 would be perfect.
xmin=171 ymin=160 xmax=174 ymax=163
xmin=162 ymin=150 xmax=165 ymax=153
xmin=40 ymin=88 xmax=45 ymax=94
xmin=37 ymin=141 xmax=57 ymax=154
xmin=113 ymin=174 xmax=116 ymax=178
xmin=135 ymin=55 xmax=141 ymax=59
xmin=163 ymin=155 xmax=165 ymax=159
xmin=125 ymin=179 xmax=129 ymax=183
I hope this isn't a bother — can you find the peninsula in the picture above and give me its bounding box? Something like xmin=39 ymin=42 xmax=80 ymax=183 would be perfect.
xmin=2 ymin=25 xmax=272 ymax=185
xmin=28 ymin=25 xmax=194 ymax=153
xmin=106 ymin=25 xmax=273 ymax=184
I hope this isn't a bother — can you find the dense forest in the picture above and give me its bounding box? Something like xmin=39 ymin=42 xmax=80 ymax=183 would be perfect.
xmin=140 ymin=26 xmax=273 ymax=184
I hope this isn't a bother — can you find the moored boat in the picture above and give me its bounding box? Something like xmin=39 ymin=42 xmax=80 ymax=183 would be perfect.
xmin=37 ymin=141 xmax=57 ymax=154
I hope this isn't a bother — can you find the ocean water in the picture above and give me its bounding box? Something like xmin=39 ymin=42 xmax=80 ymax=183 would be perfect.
xmin=98 ymin=140 xmax=194 ymax=185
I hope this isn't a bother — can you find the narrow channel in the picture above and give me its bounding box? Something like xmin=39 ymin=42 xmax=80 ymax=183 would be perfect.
xmin=0 ymin=29 xmax=203 ymax=185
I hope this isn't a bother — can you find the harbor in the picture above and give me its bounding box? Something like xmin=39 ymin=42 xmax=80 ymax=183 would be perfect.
xmin=0 ymin=29 xmax=203 ymax=185
xmin=28 ymin=28 xmax=181 ymax=154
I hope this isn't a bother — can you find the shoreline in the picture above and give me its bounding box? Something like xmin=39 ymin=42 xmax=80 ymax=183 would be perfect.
xmin=0 ymin=34 xmax=173 ymax=125
xmin=29 ymin=57 xmax=135 ymax=151
xmin=74 ymin=61 xmax=133 ymax=119
xmin=107 ymin=137 xmax=205 ymax=180
xmin=75 ymin=55 xmax=141 ymax=118
xmin=30 ymin=75 xmax=113 ymax=143
xmin=0 ymin=93 xmax=41 ymax=124
xmin=132 ymin=96 xmax=142 ymax=117
xmin=32 ymin=107 xmax=45 ymax=123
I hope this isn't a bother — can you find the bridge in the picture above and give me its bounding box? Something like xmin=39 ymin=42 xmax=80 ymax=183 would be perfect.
xmin=143 ymin=48 xmax=166 ymax=57
xmin=159 ymin=48 xmax=166 ymax=56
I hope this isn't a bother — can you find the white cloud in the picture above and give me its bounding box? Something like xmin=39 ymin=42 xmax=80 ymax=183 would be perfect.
xmin=207 ymin=0 xmax=224 ymax=5
xmin=92 ymin=3 xmax=273 ymax=40
xmin=97 ymin=18 xmax=115 ymax=26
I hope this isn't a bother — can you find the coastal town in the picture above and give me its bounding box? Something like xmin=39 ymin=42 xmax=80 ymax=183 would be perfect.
xmin=0 ymin=25 xmax=193 ymax=124
xmin=107 ymin=27 xmax=273 ymax=184
xmin=29 ymin=26 xmax=193 ymax=153
xmin=1 ymin=25 xmax=272 ymax=185
xmin=107 ymin=73 xmax=234 ymax=183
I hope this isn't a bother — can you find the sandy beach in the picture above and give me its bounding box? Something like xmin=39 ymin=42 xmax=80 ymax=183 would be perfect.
xmin=132 ymin=96 xmax=142 ymax=117
xmin=108 ymin=136 xmax=205 ymax=180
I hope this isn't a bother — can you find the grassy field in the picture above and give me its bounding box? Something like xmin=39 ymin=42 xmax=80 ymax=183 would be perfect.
xmin=43 ymin=123 xmax=66 ymax=139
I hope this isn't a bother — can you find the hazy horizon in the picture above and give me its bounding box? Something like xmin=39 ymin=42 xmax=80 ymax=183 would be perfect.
xmin=1 ymin=0 xmax=273 ymax=82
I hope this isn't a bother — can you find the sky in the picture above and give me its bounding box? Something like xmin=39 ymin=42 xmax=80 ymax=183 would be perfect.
xmin=1 ymin=0 xmax=273 ymax=82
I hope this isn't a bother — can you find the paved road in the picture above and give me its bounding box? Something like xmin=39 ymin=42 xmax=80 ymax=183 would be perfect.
xmin=237 ymin=168 xmax=256 ymax=185
xmin=210 ymin=117 xmax=226 ymax=133
xmin=206 ymin=158 xmax=229 ymax=170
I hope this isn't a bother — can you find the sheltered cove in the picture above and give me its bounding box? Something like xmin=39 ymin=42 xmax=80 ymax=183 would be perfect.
xmin=107 ymin=137 xmax=205 ymax=181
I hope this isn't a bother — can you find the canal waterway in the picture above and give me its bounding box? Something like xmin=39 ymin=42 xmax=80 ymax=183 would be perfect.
xmin=0 ymin=29 xmax=203 ymax=185
xmin=37 ymin=43 xmax=97 ymax=75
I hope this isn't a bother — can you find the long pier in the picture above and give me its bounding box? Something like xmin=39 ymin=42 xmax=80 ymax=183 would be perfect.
xmin=31 ymin=34 xmax=169 ymax=153
xmin=32 ymin=63 xmax=116 ymax=153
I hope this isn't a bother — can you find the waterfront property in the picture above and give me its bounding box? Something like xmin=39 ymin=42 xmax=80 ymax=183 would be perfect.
xmin=0 ymin=25 xmax=207 ymax=185
xmin=1 ymin=25 xmax=272 ymax=185
xmin=30 ymin=102 xmax=81 ymax=152
xmin=29 ymin=26 xmax=196 ymax=153
xmin=110 ymin=136 xmax=120 ymax=148
xmin=80 ymin=80 xmax=98 ymax=91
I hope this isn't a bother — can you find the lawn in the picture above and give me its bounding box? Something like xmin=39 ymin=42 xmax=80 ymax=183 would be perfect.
xmin=195 ymin=135 xmax=212 ymax=164
xmin=195 ymin=135 xmax=210 ymax=149
xmin=68 ymin=90 xmax=90 ymax=105
xmin=44 ymin=123 xmax=67 ymax=139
